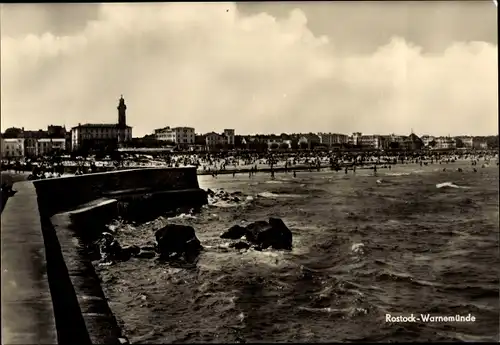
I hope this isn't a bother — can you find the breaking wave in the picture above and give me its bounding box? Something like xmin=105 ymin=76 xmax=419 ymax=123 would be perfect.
xmin=436 ymin=182 xmax=471 ymax=189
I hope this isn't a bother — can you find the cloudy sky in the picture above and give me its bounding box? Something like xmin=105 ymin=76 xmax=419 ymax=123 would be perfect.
xmin=1 ymin=2 xmax=497 ymax=137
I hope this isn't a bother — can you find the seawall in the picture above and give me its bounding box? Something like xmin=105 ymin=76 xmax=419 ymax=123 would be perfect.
xmin=33 ymin=166 xmax=205 ymax=216
xmin=2 ymin=167 xmax=207 ymax=344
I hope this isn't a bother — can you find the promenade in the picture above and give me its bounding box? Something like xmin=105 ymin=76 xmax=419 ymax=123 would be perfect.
xmin=1 ymin=181 xmax=57 ymax=344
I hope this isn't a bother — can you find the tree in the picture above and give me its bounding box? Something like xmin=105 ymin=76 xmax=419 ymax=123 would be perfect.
xmin=3 ymin=127 xmax=22 ymax=138
xmin=486 ymin=135 xmax=498 ymax=149
xmin=455 ymin=138 xmax=464 ymax=148
xmin=270 ymin=143 xmax=279 ymax=150
xmin=429 ymin=140 xmax=437 ymax=148
xmin=299 ymin=142 xmax=308 ymax=150
xmin=279 ymin=142 xmax=289 ymax=150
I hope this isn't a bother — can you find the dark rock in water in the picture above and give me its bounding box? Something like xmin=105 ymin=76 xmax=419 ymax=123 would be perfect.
xmin=136 ymin=250 xmax=156 ymax=259
xmin=232 ymin=197 xmax=240 ymax=202
xmin=245 ymin=220 xmax=271 ymax=238
xmin=98 ymin=232 xmax=123 ymax=262
xmin=122 ymin=245 xmax=141 ymax=257
xmin=232 ymin=191 xmax=243 ymax=196
xmin=220 ymin=225 xmax=247 ymax=239
xmin=206 ymin=189 xmax=215 ymax=196
xmin=230 ymin=241 xmax=251 ymax=250
xmin=141 ymin=245 xmax=157 ymax=252
xmin=155 ymin=224 xmax=203 ymax=259
xmin=245 ymin=218 xmax=293 ymax=250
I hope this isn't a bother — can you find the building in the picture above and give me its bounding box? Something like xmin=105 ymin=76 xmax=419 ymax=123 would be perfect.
xmin=36 ymin=138 xmax=66 ymax=156
xmin=22 ymin=129 xmax=47 ymax=156
xmin=456 ymin=136 xmax=488 ymax=150
xmin=349 ymin=132 xmax=363 ymax=146
xmin=318 ymin=133 xmax=349 ymax=147
xmin=359 ymin=135 xmax=384 ymax=150
xmin=203 ymin=130 xmax=236 ymax=149
xmin=205 ymin=132 xmax=226 ymax=148
xmin=384 ymin=134 xmax=407 ymax=150
xmin=406 ymin=133 xmax=424 ymax=151
xmin=223 ymin=129 xmax=235 ymax=146
xmin=434 ymin=136 xmax=456 ymax=150
xmin=47 ymin=125 xmax=66 ymax=138
xmin=421 ymin=135 xmax=435 ymax=148
xmin=1 ymin=138 xmax=25 ymax=158
xmin=155 ymin=126 xmax=195 ymax=145
xmin=71 ymin=95 xmax=132 ymax=151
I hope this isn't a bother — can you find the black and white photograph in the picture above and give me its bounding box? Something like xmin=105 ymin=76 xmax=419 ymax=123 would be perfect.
xmin=1 ymin=1 xmax=498 ymax=344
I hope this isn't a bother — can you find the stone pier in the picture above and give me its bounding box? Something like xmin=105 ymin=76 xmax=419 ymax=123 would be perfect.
xmin=1 ymin=167 xmax=207 ymax=344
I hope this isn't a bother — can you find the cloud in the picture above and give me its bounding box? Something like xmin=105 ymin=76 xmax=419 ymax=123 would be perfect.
xmin=1 ymin=3 xmax=497 ymax=136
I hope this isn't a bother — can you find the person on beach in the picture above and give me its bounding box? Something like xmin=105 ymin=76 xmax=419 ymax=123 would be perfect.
xmin=293 ymin=170 xmax=297 ymax=178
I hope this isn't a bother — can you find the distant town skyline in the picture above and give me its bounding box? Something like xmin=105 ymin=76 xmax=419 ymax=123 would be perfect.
xmin=1 ymin=2 xmax=498 ymax=137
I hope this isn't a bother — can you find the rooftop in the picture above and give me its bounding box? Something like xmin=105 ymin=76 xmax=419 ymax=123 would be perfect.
xmin=72 ymin=123 xmax=132 ymax=129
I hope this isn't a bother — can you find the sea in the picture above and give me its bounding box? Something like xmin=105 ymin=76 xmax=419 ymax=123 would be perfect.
xmin=95 ymin=161 xmax=499 ymax=343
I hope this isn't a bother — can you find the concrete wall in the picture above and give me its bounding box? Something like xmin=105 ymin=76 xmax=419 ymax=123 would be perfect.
xmin=33 ymin=166 xmax=202 ymax=216
xmin=2 ymin=167 xmax=207 ymax=344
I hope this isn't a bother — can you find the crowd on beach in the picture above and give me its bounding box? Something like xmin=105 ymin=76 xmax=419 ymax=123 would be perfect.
xmin=1 ymin=149 xmax=498 ymax=180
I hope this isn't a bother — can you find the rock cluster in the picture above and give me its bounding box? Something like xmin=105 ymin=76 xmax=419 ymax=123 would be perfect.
xmin=220 ymin=217 xmax=293 ymax=251
xmin=97 ymin=232 xmax=157 ymax=264
xmin=206 ymin=188 xmax=242 ymax=203
xmin=96 ymin=223 xmax=203 ymax=264
xmin=95 ymin=217 xmax=291 ymax=266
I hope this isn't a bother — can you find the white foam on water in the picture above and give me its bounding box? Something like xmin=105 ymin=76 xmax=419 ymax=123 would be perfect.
xmin=210 ymin=200 xmax=242 ymax=208
xmin=436 ymin=182 xmax=470 ymax=189
xmin=241 ymin=248 xmax=284 ymax=267
xmin=167 ymin=213 xmax=197 ymax=221
xmin=258 ymin=191 xmax=303 ymax=199
xmin=385 ymin=172 xmax=411 ymax=176
xmin=351 ymin=243 xmax=365 ymax=254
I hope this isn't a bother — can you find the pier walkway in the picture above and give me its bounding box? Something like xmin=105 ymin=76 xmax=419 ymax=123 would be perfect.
xmin=1 ymin=181 xmax=57 ymax=344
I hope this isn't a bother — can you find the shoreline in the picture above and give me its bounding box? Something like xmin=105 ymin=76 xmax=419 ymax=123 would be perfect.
xmin=1 ymin=157 xmax=496 ymax=179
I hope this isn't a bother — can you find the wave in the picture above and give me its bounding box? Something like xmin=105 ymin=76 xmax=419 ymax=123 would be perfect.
xmin=351 ymin=243 xmax=365 ymax=254
xmin=436 ymin=182 xmax=471 ymax=189
xmin=207 ymin=194 xmax=254 ymax=208
xmin=264 ymin=180 xmax=286 ymax=184
xmin=385 ymin=172 xmax=411 ymax=176
xmin=297 ymin=306 xmax=367 ymax=316
xmin=167 ymin=213 xmax=197 ymax=221
xmin=257 ymin=192 xmax=304 ymax=199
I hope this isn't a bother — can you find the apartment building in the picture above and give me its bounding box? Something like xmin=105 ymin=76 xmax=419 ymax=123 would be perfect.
xmin=155 ymin=126 xmax=195 ymax=145
xmin=1 ymin=138 xmax=25 ymax=158
xmin=318 ymin=133 xmax=349 ymax=147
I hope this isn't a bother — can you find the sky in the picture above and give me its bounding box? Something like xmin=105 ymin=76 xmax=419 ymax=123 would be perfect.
xmin=1 ymin=2 xmax=497 ymax=137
